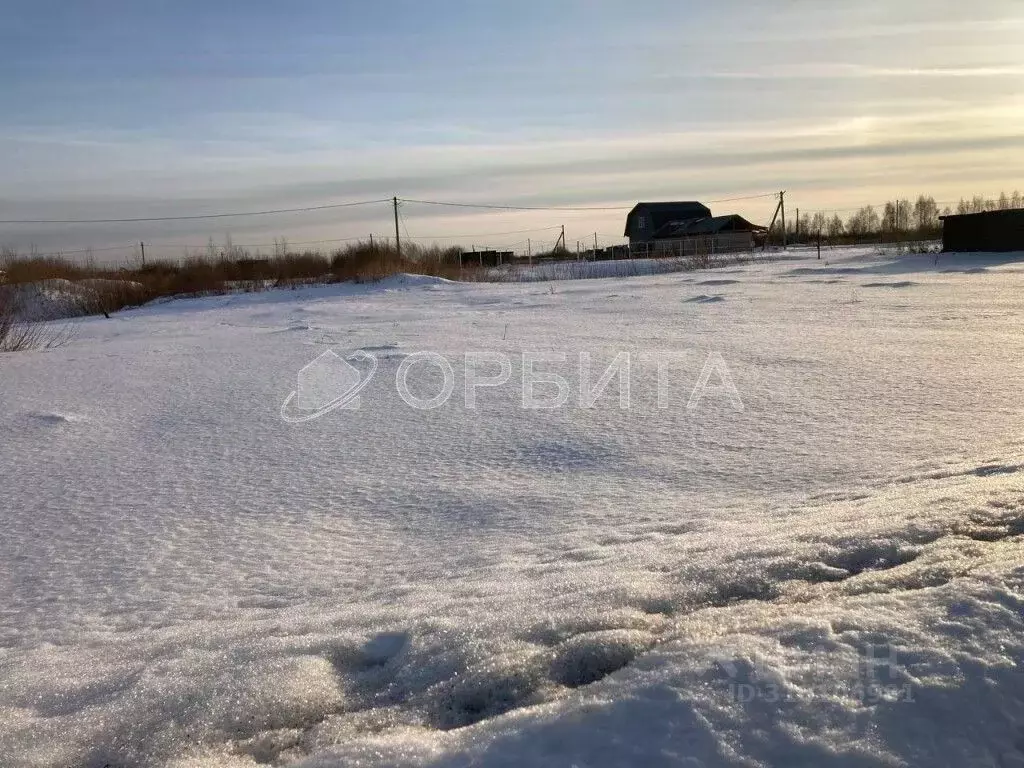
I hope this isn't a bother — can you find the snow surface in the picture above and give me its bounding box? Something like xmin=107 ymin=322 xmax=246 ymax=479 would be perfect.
xmin=3 ymin=248 xmax=1024 ymax=766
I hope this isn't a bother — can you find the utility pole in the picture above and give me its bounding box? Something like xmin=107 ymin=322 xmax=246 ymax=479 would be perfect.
xmin=560 ymin=225 xmax=565 ymax=251
xmin=392 ymin=197 xmax=401 ymax=260
xmin=780 ymin=191 xmax=787 ymax=249
xmin=594 ymin=232 xmax=598 ymax=259
xmin=527 ymin=238 xmax=532 ymax=266
xmin=795 ymin=208 xmax=800 ymax=242
xmin=369 ymin=233 xmax=374 ymax=248
xmin=576 ymin=241 xmax=580 ymax=261
xmin=140 ymin=241 xmax=145 ymax=266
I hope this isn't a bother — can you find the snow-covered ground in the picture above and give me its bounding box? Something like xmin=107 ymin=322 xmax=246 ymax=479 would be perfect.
xmin=3 ymin=247 xmax=1024 ymax=767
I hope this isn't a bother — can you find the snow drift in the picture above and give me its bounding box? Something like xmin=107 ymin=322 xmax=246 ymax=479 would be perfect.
xmin=3 ymin=247 xmax=1024 ymax=767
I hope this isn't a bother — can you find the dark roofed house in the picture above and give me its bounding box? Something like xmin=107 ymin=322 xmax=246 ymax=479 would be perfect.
xmin=940 ymin=209 xmax=1024 ymax=253
xmin=625 ymin=201 xmax=765 ymax=256
xmin=624 ymin=202 xmax=711 ymax=245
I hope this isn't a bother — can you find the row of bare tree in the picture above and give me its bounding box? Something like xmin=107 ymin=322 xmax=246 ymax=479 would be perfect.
xmin=787 ymin=190 xmax=1023 ymax=242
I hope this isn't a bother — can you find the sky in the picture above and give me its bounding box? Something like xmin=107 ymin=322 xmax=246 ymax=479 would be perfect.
xmin=1 ymin=0 xmax=1023 ymax=261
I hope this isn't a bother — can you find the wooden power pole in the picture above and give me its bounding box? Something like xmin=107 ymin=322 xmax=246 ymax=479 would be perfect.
xmin=393 ymin=197 xmax=401 ymax=259
xmin=764 ymin=193 xmax=784 ymax=251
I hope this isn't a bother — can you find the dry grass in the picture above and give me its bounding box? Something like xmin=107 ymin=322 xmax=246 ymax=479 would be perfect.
xmin=330 ymin=241 xmax=468 ymax=282
xmin=0 ymin=289 xmax=74 ymax=353
xmin=0 ymin=241 xmax=486 ymax=320
xmin=0 ymin=237 xmax=751 ymax=324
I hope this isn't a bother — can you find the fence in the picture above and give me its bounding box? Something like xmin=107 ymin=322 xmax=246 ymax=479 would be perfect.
xmin=628 ymin=232 xmax=755 ymax=259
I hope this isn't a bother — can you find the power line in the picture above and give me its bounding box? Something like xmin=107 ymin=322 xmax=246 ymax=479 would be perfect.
xmin=0 ymin=199 xmax=391 ymax=225
xmin=21 ymin=234 xmax=391 ymax=259
xmin=402 ymin=225 xmax=564 ymax=240
xmin=398 ymin=198 xmax=632 ymax=212
xmin=2 ymin=190 xmax=780 ymax=258
xmin=399 ymin=193 xmax=778 ymax=212
xmin=705 ymin=193 xmax=780 ymax=204
xmin=231 ymin=234 xmax=380 ymax=248
xmin=21 ymin=243 xmax=139 ymax=256
xmin=3 ymin=192 xmax=780 ymax=226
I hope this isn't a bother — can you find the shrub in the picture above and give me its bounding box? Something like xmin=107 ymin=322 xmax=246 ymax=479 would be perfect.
xmin=0 ymin=289 xmax=74 ymax=353
xmin=0 ymin=239 xmax=475 ymax=319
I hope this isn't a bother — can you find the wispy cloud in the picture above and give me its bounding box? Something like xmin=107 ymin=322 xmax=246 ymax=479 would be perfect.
xmin=2 ymin=1 xmax=1022 ymax=258
xmin=702 ymin=64 xmax=1024 ymax=80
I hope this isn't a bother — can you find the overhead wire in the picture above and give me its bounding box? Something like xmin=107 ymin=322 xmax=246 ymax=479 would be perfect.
xmin=5 ymin=191 xmax=785 ymax=257
xmin=398 ymin=193 xmax=779 ymax=212
xmin=0 ymin=198 xmax=391 ymax=225
xmin=400 ymin=225 xmax=564 ymax=241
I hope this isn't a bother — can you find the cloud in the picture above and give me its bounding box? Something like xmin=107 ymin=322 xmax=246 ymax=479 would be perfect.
xmin=700 ymin=65 xmax=1024 ymax=81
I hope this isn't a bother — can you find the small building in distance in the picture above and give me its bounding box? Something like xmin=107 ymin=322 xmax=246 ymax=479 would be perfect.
xmin=463 ymin=249 xmax=515 ymax=267
xmin=940 ymin=209 xmax=1024 ymax=253
xmin=624 ymin=201 xmax=765 ymax=255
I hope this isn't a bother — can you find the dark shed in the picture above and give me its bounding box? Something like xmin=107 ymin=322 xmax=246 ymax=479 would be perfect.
xmin=940 ymin=209 xmax=1024 ymax=252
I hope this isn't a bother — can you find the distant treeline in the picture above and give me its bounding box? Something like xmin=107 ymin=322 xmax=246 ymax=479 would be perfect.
xmin=785 ymin=190 xmax=1023 ymax=244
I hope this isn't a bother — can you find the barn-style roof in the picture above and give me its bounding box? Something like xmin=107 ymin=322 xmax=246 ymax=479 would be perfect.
xmin=624 ymin=201 xmax=711 ymax=236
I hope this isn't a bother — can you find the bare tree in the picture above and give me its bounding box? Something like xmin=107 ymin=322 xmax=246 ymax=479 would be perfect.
xmin=809 ymin=212 xmax=828 ymax=237
xmin=913 ymin=196 xmax=939 ymax=234
xmin=827 ymin=214 xmax=845 ymax=239
xmin=847 ymin=205 xmax=880 ymax=237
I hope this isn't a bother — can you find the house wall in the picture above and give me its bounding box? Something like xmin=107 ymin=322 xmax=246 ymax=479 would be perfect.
xmin=943 ymin=210 xmax=1024 ymax=252
xmin=627 ymin=209 xmax=656 ymax=245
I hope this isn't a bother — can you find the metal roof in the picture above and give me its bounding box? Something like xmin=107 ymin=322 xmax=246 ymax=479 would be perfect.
xmin=624 ymin=202 xmax=712 ymax=236
xmin=657 ymin=214 xmax=763 ymax=238
xmin=939 ymin=207 xmax=1024 ymax=221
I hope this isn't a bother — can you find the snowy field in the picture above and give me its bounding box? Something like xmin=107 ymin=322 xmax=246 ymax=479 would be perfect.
xmin=4 ymin=247 xmax=1024 ymax=767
